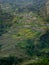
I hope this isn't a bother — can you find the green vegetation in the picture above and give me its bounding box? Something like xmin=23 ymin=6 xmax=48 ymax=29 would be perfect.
xmin=0 ymin=0 xmax=49 ymax=65
xmin=0 ymin=6 xmax=13 ymax=36
xmin=0 ymin=56 xmax=49 ymax=65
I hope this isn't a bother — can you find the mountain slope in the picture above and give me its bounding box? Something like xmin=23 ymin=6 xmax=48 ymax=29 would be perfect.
xmin=0 ymin=12 xmax=49 ymax=58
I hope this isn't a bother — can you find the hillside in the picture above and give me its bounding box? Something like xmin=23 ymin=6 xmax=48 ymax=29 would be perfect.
xmin=0 ymin=12 xmax=49 ymax=57
xmin=0 ymin=0 xmax=49 ymax=65
xmin=0 ymin=11 xmax=49 ymax=65
xmin=0 ymin=0 xmax=46 ymax=13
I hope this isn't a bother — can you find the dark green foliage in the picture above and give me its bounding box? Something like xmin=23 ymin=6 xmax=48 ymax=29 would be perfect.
xmin=0 ymin=56 xmax=24 ymax=65
xmin=25 ymin=30 xmax=49 ymax=57
xmin=0 ymin=44 xmax=2 ymax=50
xmin=0 ymin=6 xmax=13 ymax=36
xmin=25 ymin=39 xmax=35 ymax=56
xmin=45 ymin=15 xmax=49 ymax=22
xmin=0 ymin=57 xmax=49 ymax=65
xmin=39 ymin=30 xmax=49 ymax=49
xmin=25 ymin=58 xmax=49 ymax=65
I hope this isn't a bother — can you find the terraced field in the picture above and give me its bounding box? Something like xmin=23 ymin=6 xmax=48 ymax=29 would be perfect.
xmin=0 ymin=12 xmax=49 ymax=58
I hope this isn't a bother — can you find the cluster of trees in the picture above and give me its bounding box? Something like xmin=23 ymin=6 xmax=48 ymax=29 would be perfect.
xmin=25 ymin=30 xmax=49 ymax=57
xmin=0 ymin=56 xmax=49 ymax=65
xmin=26 ymin=58 xmax=49 ymax=65
xmin=0 ymin=6 xmax=13 ymax=36
xmin=0 ymin=56 xmax=24 ymax=65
